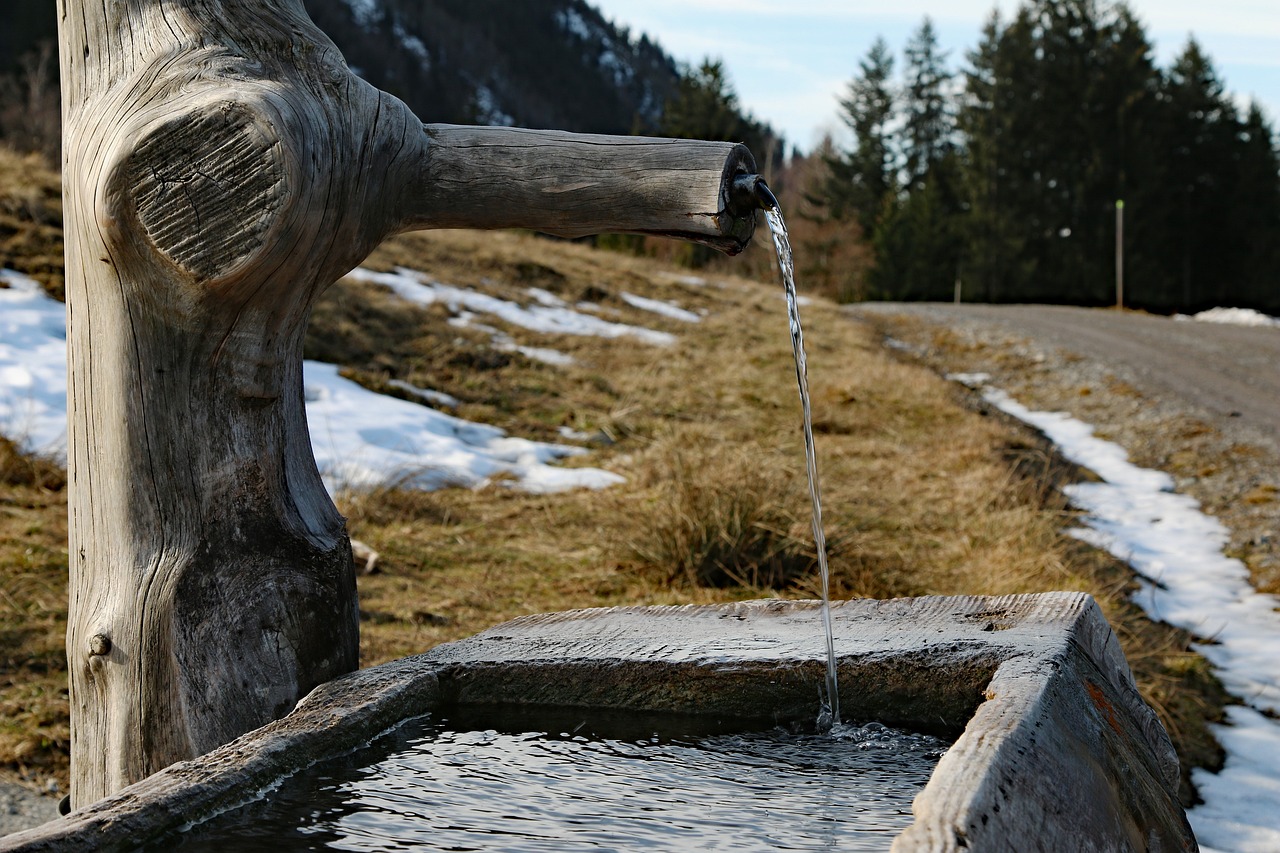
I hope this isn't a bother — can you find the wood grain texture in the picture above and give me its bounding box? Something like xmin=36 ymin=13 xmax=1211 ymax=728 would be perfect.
xmin=57 ymin=0 xmax=764 ymax=808
xmin=404 ymin=125 xmax=758 ymax=252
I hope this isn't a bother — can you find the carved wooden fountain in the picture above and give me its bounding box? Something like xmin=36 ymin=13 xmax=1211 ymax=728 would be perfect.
xmin=2 ymin=3 xmax=1196 ymax=850
xmin=57 ymin=0 xmax=760 ymax=808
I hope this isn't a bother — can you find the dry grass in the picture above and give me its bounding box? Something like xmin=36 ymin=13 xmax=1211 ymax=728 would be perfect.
xmin=0 ymin=437 xmax=69 ymax=792
xmin=0 ymin=146 xmax=62 ymax=300
xmin=0 ymin=158 xmax=1224 ymax=804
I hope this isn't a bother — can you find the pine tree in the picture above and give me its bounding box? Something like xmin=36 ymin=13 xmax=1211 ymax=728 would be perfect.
xmin=958 ymin=0 xmax=1160 ymax=305
xmin=958 ymin=11 xmax=1034 ymax=302
xmin=1231 ymin=104 xmax=1280 ymax=312
xmin=1159 ymin=39 xmax=1242 ymax=309
xmin=821 ymin=37 xmax=896 ymax=234
xmin=901 ymin=18 xmax=953 ymax=192
xmin=868 ymin=17 xmax=964 ymax=301
xmin=661 ymin=59 xmax=744 ymax=142
xmin=870 ymin=152 xmax=965 ymax=300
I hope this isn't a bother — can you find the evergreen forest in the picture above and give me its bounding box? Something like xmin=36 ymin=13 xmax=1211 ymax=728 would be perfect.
xmin=807 ymin=1 xmax=1280 ymax=313
xmin=2 ymin=0 xmax=1276 ymax=313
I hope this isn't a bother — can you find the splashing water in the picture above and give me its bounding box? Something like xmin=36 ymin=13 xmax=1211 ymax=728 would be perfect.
xmin=764 ymin=206 xmax=840 ymax=729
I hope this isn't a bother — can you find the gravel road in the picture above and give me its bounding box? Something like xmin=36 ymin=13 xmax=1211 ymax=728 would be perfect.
xmin=870 ymin=303 xmax=1280 ymax=452
xmin=849 ymin=302 xmax=1280 ymax=593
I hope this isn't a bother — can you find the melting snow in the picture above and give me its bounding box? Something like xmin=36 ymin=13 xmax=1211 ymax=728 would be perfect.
xmin=0 ymin=269 xmax=620 ymax=494
xmin=557 ymin=426 xmax=595 ymax=441
xmin=386 ymin=379 xmax=458 ymax=409
xmin=662 ymin=273 xmax=709 ymax=287
xmin=304 ymin=362 xmax=621 ymax=494
xmin=0 ymin=271 xmax=67 ymax=457
xmin=620 ymin=292 xmax=702 ymax=323
xmin=1175 ymin=307 xmax=1280 ymax=328
xmin=964 ymin=378 xmax=1280 ymax=853
xmin=347 ymin=267 xmax=676 ymax=346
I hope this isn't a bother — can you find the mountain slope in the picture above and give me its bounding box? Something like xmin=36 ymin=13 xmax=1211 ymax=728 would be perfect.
xmin=304 ymin=0 xmax=679 ymax=133
xmin=0 ymin=1 xmax=678 ymax=138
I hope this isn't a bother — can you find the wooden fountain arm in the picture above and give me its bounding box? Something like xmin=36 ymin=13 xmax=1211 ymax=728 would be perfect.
xmin=401 ymin=125 xmax=758 ymax=252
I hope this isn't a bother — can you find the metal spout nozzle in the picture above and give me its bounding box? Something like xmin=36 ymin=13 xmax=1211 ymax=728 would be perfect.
xmin=729 ymin=173 xmax=779 ymax=215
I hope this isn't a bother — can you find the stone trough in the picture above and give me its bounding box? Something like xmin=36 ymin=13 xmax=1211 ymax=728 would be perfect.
xmin=0 ymin=591 xmax=1194 ymax=852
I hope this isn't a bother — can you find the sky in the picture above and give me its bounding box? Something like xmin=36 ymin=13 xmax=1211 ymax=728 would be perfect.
xmin=590 ymin=0 xmax=1280 ymax=154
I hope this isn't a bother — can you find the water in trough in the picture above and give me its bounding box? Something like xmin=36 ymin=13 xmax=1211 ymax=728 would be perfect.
xmin=165 ymin=707 xmax=947 ymax=852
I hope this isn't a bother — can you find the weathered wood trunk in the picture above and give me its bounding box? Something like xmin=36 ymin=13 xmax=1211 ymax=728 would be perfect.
xmin=59 ymin=0 xmax=759 ymax=808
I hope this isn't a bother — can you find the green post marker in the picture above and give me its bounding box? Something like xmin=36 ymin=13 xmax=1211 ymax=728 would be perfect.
xmin=1115 ymin=199 xmax=1125 ymax=310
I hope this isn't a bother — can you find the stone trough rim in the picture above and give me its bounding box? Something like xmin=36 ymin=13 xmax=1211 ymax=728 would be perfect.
xmin=0 ymin=591 xmax=1194 ymax=852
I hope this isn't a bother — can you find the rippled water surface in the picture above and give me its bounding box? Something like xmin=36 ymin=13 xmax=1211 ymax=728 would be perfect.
xmin=171 ymin=709 xmax=947 ymax=852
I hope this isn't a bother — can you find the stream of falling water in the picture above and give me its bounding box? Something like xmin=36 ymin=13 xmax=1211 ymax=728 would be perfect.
xmin=764 ymin=206 xmax=841 ymax=729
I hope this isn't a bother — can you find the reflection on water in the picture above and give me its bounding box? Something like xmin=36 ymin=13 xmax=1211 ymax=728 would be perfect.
xmin=168 ymin=709 xmax=947 ymax=852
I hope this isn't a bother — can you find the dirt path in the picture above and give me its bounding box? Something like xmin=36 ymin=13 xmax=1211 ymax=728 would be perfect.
xmin=849 ymin=302 xmax=1280 ymax=594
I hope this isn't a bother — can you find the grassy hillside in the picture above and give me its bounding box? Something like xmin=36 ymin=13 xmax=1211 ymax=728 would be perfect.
xmin=0 ymin=146 xmax=1223 ymax=803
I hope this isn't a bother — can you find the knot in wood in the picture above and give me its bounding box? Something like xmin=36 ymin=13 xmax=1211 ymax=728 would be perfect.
xmin=88 ymin=634 xmax=112 ymax=657
xmin=121 ymin=102 xmax=286 ymax=282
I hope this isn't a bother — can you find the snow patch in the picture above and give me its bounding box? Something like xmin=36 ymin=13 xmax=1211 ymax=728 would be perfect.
xmin=1175 ymin=307 xmax=1280 ymax=328
xmin=553 ymin=7 xmax=635 ymax=88
xmin=343 ymin=0 xmax=381 ymax=30
xmin=392 ymin=21 xmax=430 ymax=67
xmin=305 ymin=362 xmax=621 ymax=494
xmin=347 ymin=267 xmax=676 ymax=346
xmin=0 ymin=271 xmax=67 ymax=458
xmin=0 ymin=269 xmax=620 ymax=496
xmin=944 ymin=372 xmax=992 ymax=389
xmin=620 ymin=292 xmax=702 ymax=323
xmin=974 ymin=381 xmax=1280 ymax=853
xmin=470 ymin=84 xmax=515 ymax=127
xmin=555 ymin=7 xmax=594 ymax=41
xmin=386 ymin=379 xmax=458 ymax=409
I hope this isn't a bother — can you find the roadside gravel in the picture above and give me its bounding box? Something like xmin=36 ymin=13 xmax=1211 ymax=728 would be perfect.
xmin=849 ymin=302 xmax=1280 ymax=596
xmin=0 ymin=782 xmax=58 ymax=839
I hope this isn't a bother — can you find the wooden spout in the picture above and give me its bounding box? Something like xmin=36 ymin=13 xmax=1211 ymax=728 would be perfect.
xmin=401 ymin=125 xmax=760 ymax=254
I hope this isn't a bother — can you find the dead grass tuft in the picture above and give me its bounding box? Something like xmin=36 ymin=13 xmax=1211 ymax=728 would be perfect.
xmin=0 ymin=436 xmax=65 ymax=492
xmin=625 ymin=436 xmax=815 ymax=589
xmin=0 ymin=437 xmax=69 ymax=791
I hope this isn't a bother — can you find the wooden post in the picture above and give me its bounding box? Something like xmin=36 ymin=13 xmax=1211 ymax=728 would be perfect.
xmin=57 ymin=0 xmax=760 ymax=807
xmin=1115 ymin=199 xmax=1125 ymax=310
